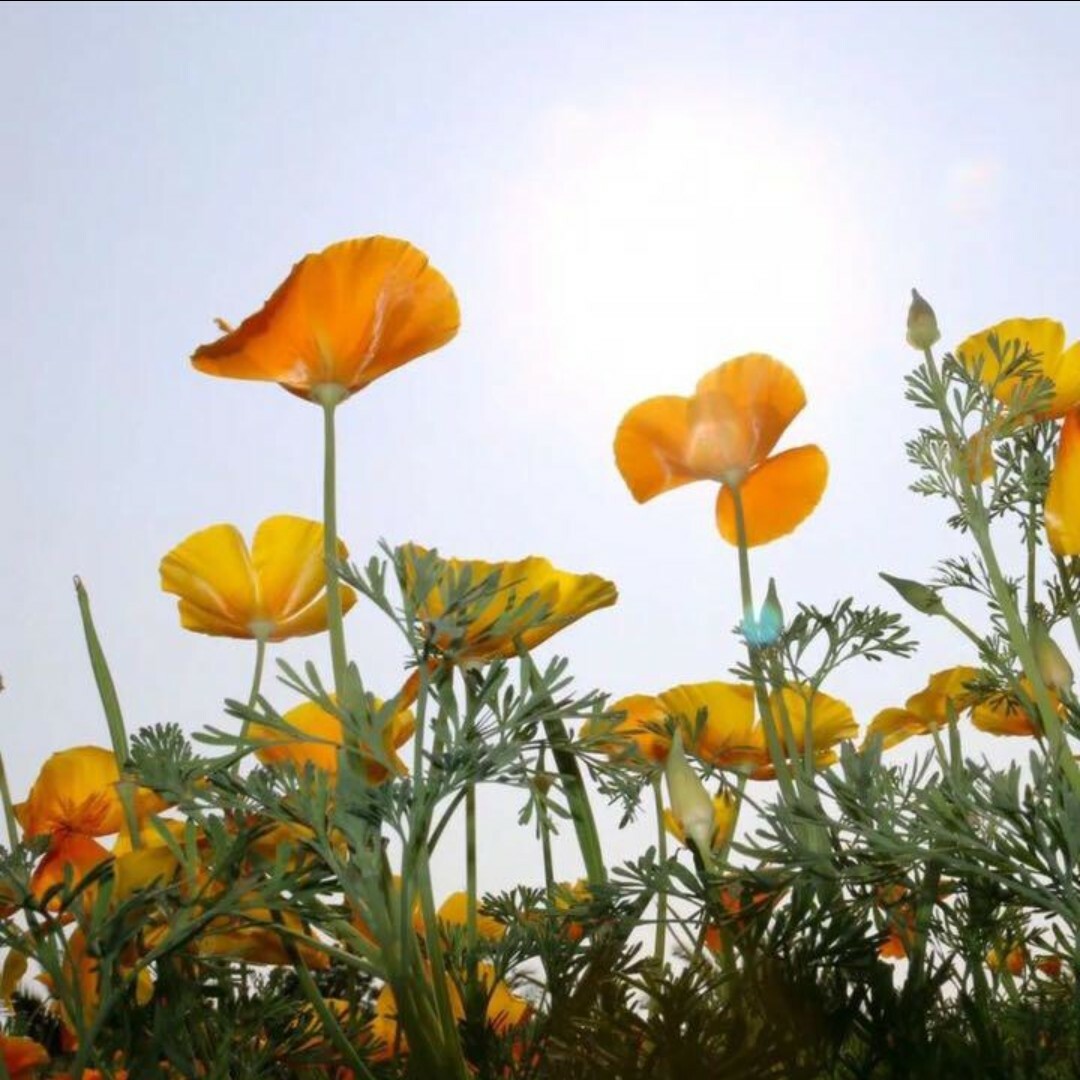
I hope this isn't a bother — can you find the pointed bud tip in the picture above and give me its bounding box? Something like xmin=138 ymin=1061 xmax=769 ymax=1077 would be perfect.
xmin=906 ymin=288 xmax=941 ymax=350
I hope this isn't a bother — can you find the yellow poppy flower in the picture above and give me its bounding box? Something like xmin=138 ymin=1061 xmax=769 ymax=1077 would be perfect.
xmin=0 ymin=1035 xmax=49 ymax=1078
xmin=191 ymin=236 xmax=460 ymax=403
xmin=16 ymin=746 xmax=164 ymax=839
xmin=969 ymin=679 xmax=1053 ymax=737
xmin=580 ymin=694 xmax=671 ymax=767
xmin=863 ymin=667 xmax=979 ymax=751
xmin=30 ymin=832 xmax=112 ymax=906
xmin=195 ymin=906 xmax=329 ymax=968
xmin=160 ymin=515 xmax=356 ymax=641
xmin=412 ymin=891 xmax=506 ymax=942
xmin=1046 ymin=409 xmax=1080 ymax=555
xmin=656 ymin=681 xmax=855 ymax=777
xmin=249 ymin=694 xmax=414 ymax=782
xmin=402 ymin=545 xmax=617 ymax=663
xmin=956 ymin=318 xmax=1080 ymax=420
xmin=614 ymin=354 xmax=828 ymax=546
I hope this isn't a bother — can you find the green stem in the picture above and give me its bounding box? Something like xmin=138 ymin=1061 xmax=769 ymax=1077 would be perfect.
xmin=652 ymin=775 xmax=669 ymax=969
xmin=728 ymin=487 xmax=796 ymax=803
xmin=0 ymin=752 xmax=19 ymax=849
xmin=1026 ymin=499 xmax=1038 ymax=636
xmin=465 ymin=782 xmax=478 ymax=952
xmin=247 ymin=637 xmax=267 ymax=711
xmin=536 ymin=750 xmax=556 ymax=896
xmin=320 ymin=395 xmax=349 ymax=699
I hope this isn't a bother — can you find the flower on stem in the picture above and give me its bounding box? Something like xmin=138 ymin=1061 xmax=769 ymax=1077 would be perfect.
xmin=249 ymin=694 xmax=414 ymax=782
xmin=160 ymin=515 xmax=356 ymax=641
xmin=663 ymin=734 xmax=719 ymax=856
xmin=1032 ymin=620 xmax=1074 ymax=695
xmin=970 ymin=680 xmax=1058 ymax=737
xmin=191 ymin=237 xmax=460 ymax=403
xmin=863 ymin=667 xmax=979 ymax=750
xmin=656 ymin=681 xmax=855 ymax=777
xmin=402 ymin=545 xmax=617 ymax=664
xmin=614 ymin=353 xmax=828 ymax=546
xmin=413 ymin=891 xmax=506 ymax=942
xmin=580 ymin=694 xmax=671 ymax=768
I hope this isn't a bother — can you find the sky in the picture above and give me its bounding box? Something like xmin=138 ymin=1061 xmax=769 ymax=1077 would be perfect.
xmin=3 ymin=1 xmax=1080 ymax=893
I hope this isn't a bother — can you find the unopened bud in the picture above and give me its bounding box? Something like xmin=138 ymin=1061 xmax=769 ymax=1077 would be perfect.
xmin=880 ymin=572 xmax=945 ymax=617
xmin=906 ymin=289 xmax=940 ymax=350
xmin=664 ymin=733 xmax=715 ymax=856
xmin=1033 ymin=620 xmax=1074 ymax=695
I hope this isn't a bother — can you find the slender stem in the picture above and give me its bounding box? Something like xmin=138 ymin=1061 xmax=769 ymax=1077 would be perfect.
xmin=247 ymin=637 xmax=267 ymax=711
xmin=728 ymin=487 xmax=797 ymax=802
xmin=651 ymin=775 xmax=669 ymax=969
xmin=465 ymin=785 xmax=478 ymax=951
xmin=0 ymin=752 xmax=19 ymax=849
xmin=320 ymin=397 xmax=349 ymax=698
xmin=1026 ymin=499 xmax=1038 ymax=636
xmin=536 ymin=749 xmax=556 ymax=895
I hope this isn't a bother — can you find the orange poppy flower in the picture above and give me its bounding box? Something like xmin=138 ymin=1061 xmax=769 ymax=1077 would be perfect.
xmin=580 ymin=694 xmax=672 ymax=767
xmin=969 ymin=680 xmax=1053 ymax=737
xmin=160 ymin=515 xmax=356 ymax=641
xmin=412 ymin=891 xmax=506 ymax=942
xmin=191 ymin=237 xmax=460 ymax=403
xmin=863 ymin=667 xmax=979 ymax=751
xmin=0 ymin=1035 xmax=49 ymax=1077
xmin=402 ymin=545 xmax=617 ymax=663
xmin=614 ymin=354 xmax=828 ymax=546
xmin=250 ymin=694 xmax=414 ymax=781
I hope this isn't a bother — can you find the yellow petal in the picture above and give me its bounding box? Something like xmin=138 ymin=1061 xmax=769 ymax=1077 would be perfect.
xmin=0 ymin=950 xmax=27 ymax=1004
xmin=690 ymin=354 xmax=807 ymax=479
xmin=31 ymin=833 xmax=112 ymax=905
xmin=716 ymin=444 xmax=828 ymax=547
xmin=613 ymin=395 xmax=699 ymax=502
xmin=160 ymin=524 xmax=258 ymax=638
xmin=191 ymin=237 xmax=461 ymax=401
xmin=252 ymin=699 xmax=343 ymax=774
xmin=431 ymin=891 xmax=505 ymax=941
xmin=251 ymin=515 xmax=346 ymax=621
xmin=905 ymin=666 xmax=979 ymax=722
xmin=273 ymin=585 xmax=357 ymax=640
xmin=657 ymin=682 xmax=759 ymax=769
xmin=956 ymin=318 xmax=1067 ymax=414
xmin=770 ymin=685 xmax=857 ymax=754
xmin=1047 ymin=410 xmax=1080 ymax=555
xmin=863 ymin=707 xmax=927 ymax=751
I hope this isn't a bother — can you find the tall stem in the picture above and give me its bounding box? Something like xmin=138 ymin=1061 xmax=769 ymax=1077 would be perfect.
xmin=729 ymin=487 xmax=797 ymax=802
xmin=246 ymin=637 xmax=267 ymax=710
xmin=320 ymin=396 xmax=349 ymax=698
xmin=651 ymin=775 xmax=669 ymax=969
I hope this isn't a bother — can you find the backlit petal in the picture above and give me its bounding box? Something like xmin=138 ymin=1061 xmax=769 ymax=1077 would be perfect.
xmin=657 ymin=682 xmax=759 ymax=768
xmin=770 ymin=685 xmax=856 ymax=754
xmin=691 ymin=354 xmax=807 ymax=476
xmin=716 ymin=444 xmax=828 ymax=546
xmin=863 ymin=708 xmax=926 ymax=751
xmin=160 ymin=524 xmax=258 ymax=637
xmin=583 ymin=694 xmax=670 ymax=766
xmin=31 ymin=833 xmax=112 ymax=904
xmin=18 ymin=747 xmax=125 ymax=837
xmin=956 ymin=318 xmax=1065 ymax=412
xmin=191 ymin=237 xmax=460 ymax=401
xmin=1046 ymin=410 xmax=1080 ymax=555
xmin=613 ymin=395 xmax=699 ymax=502
xmin=273 ymin=586 xmax=357 ymax=641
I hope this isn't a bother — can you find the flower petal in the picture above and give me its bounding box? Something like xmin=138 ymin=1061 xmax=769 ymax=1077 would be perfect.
xmin=613 ymin=395 xmax=699 ymax=502
xmin=273 ymin=586 xmax=357 ymax=641
xmin=956 ymin=318 xmax=1065 ymax=412
xmin=770 ymin=685 xmax=857 ymax=754
xmin=691 ymin=354 xmax=807 ymax=476
xmin=716 ymin=444 xmax=828 ymax=547
xmin=31 ymin=834 xmax=112 ymax=905
xmin=252 ymin=700 xmax=344 ymax=774
xmin=160 ymin=524 xmax=258 ymax=637
xmin=657 ymin=682 xmax=759 ymax=768
xmin=251 ymin=515 xmax=346 ymax=621
xmin=1046 ymin=410 xmax=1080 ymax=555
xmin=584 ymin=694 xmax=670 ymax=766
xmin=18 ymin=747 xmax=125 ymax=838
xmin=191 ymin=237 xmax=460 ymax=400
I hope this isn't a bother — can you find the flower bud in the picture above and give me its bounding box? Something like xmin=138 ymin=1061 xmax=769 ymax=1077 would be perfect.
xmin=664 ymin=733 xmax=715 ymax=856
xmin=906 ymin=288 xmax=940 ymax=350
xmin=743 ymin=579 xmax=784 ymax=647
xmin=1032 ymin=620 xmax=1074 ymax=695
xmin=879 ymin=572 xmax=945 ymax=617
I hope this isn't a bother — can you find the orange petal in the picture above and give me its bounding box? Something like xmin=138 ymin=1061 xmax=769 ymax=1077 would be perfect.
xmin=191 ymin=237 xmax=460 ymax=401
xmin=18 ymin=747 xmax=125 ymax=838
xmin=863 ymin=708 xmax=927 ymax=751
xmin=252 ymin=700 xmax=344 ymax=774
xmin=716 ymin=445 xmax=828 ymax=547
xmin=583 ymin=694 xmax=671 ymax=766
xmin=690 ymin=354 xmax=807 ymax=478
xmin=770 ymin=686 xmax=857 ymax=754
xmin=905 ymin=666 xmax=979 ymax=722
xmin=657 ymin=682 xmax=759 ymax=768
xmin=1046 ymin=410 xmax=1080 ymax=555
xmin=613 ymin=395 xmax=699 ymax=502
xmin=0 ymin=1035 xmax=50 ymax=1076
xmin=31 ymin=834 xmax=112 ymax=905
xmin=250 ymin=515 xmax=346 ymax=621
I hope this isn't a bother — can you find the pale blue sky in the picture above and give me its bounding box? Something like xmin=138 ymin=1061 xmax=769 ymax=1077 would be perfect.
xmin=3 ymin=2 xmax=1079 ymax=887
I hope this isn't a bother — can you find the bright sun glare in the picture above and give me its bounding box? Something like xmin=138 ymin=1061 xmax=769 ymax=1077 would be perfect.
xmin=509 ymin=99 xmax=863 ymax=416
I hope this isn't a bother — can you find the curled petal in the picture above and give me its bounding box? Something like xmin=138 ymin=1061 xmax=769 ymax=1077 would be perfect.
xmin=613 ymin=395 xmax=698 ymax=502
xmin=192 ymin=237 xmax=460 ymax=401
xmin=1046 ymin=410 xmax=1080 ymax=555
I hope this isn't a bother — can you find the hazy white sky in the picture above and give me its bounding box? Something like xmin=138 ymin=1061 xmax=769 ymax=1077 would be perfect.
xmin=3 ymin=1 xmax=1080 ymax=889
